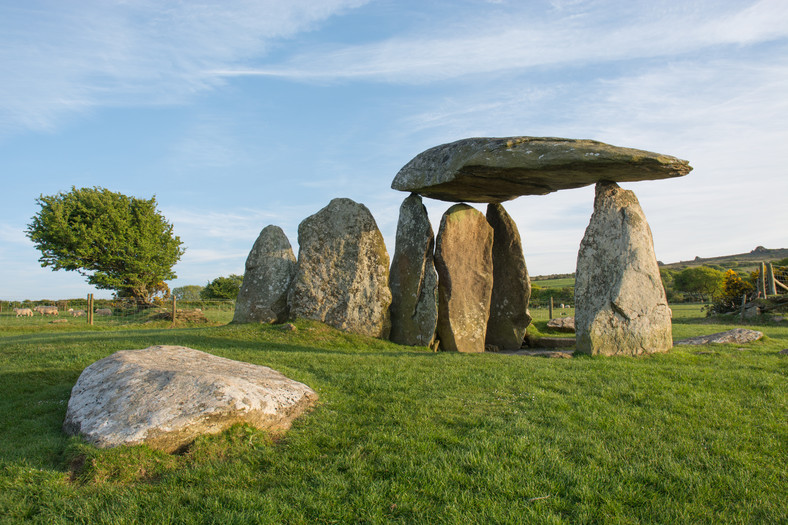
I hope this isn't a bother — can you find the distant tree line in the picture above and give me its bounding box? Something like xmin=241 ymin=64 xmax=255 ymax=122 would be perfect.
xmin=172 ymin=274 xmax=244 ymax=301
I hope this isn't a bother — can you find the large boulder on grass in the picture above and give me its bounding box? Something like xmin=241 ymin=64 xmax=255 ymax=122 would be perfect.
xmin=233 ymin=225 xmax=297 ymax=324
xmin=288 ymin=198 xmax=392 ymax=338
xmin=63 ymin=346 xmax=318 ymax=453
xmin=389 ymin=194 xmax=438 ymax=346
xmin=575 ymin=181 xmax=672 ymax=356
xmin=435 ymin=204 xmax=494 ymax=353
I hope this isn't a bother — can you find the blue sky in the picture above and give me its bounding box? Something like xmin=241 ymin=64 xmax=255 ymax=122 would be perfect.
xmin=1 ymin=0 xmax=787 ymax=301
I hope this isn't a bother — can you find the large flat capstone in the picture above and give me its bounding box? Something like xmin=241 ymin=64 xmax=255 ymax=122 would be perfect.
xmin=63 ymin=346 xmax=318 ymax=452
xmin=392 ymin=137 xmax=692 ymax=203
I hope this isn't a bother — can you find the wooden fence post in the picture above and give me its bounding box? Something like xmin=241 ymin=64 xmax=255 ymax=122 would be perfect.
xmin=171 ymin=296 xmax=177 ymax=325
xmin=759 ymin=262 xmax=767 ymax=298
xmin=740 ymin=293 xmax=747 ymax=320
xmin=87 ymin=293 xmax=94 ymax=325
xmin=766 ymin=263 xmax=777 ymax=296
xmin=549 ymin=296 xmax=553 ymax=320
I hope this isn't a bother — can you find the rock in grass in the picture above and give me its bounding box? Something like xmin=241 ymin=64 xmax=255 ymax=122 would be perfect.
xmin=575 ymin=182 xmax=672 ymax=356
xmin=392 ymin=136 xmax=691 ymax=203
xmin=63 ymin=346 xmax=317 ymax=453
xmin=546 ymin=317 xmax=575 ymax=333
xmin=676 ymin=329 xmax=764 ymax=346
xmin=389 ymin=194 xmax=438 ymax=346
xmin=233 ymin=225 xmax=297 ymax=324
xmin=288 ymin=198 xmax=392 ymax=338
xmin=434 ymin=204 xmax=494 ymax=353
xmin=485 ymin=203 xmax=531 ymax=350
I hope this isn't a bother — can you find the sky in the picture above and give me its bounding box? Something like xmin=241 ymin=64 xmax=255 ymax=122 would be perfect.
xmin=1 ymin=0 xmax=787 ymax=301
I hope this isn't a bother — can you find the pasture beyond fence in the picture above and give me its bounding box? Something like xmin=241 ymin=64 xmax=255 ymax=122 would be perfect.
xmin=0 ymin=296 xmax=236 ymax=326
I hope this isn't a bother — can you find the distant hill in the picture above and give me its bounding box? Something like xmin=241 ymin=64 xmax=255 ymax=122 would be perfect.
xmin=658 ymin=246 xmax=788 ymax=271
xmin=531 ymin=246 xmax=787 ymax=281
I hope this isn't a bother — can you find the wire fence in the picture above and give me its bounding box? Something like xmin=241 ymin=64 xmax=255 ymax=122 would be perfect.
xmin=0 ymin=298 xmax=236 ymax=326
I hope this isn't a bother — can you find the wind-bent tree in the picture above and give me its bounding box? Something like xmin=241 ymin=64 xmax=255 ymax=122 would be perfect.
xmin=26 ymin=187 xmax=185 ymax=304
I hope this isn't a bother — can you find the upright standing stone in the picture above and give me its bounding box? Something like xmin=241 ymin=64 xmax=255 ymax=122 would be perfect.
xmin=434 ymin=204 xmax=494 ymax=353
xmin=389 ymin=194 xmax=438 ymax=346
xmin=575 ymin=181 xmax=672 ymax=356
xmin=233 ymin=225 xmax=296 ymax=324
xmin=485 ymin=203 xmax=532 ymax=350
xmin=288 ymin=198 xmax=392 ymax=339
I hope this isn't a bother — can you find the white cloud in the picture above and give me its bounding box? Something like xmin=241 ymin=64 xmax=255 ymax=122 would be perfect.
xmin=214 ymin=1 xmax=788 ymax=83
xmin=0 ymin=0 xmax=369 ymax=135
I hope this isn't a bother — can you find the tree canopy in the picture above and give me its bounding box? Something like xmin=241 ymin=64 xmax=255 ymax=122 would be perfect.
xmin=26 ymin=187 xmax=185 ymax=304
xmin=673 ymin=266 xmax=725 ymax=301
xmin=172 ymin=285 xmax=204 ymax=301
xmin=200 ymin=274 xmax=244 ymax=300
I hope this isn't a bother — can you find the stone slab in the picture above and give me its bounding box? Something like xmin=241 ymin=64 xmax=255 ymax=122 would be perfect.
xmin=676 ymin=329 xmax=764 ymax=345
xmin=392 ymin=136 xmax=691 ymax=203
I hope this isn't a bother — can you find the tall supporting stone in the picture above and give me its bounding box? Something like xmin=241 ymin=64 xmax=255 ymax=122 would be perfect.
xmin=434 ymin=204 xmax=494 ymax=353
xmin=233 ymin=225 xmax=296 ymax=324
xmin=485 ymin=203 xmax=531 ymax=350
xmin=575 ymin=182 xmax=672 ymax=356
xmin=389 ymin=194 xmax=438 ymax=346
xmin=288 ymin=198 xmax=392 ymax=339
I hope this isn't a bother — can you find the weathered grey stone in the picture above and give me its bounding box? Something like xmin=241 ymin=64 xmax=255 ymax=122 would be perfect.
xmin=742 ymin=305 xmax=761 ymax=319
xmin=434 ymin=204 xmax=493 ymax=353
xmin=389 ymin=194 xmax=438 ymax=346
xmin=676 ymin=329 xmax=764 ymax=346
xmin=485 ymin=203 xmax=531 ymax=350
xmin=233 ymin=225 xmax=296 ymax=324
xmin=525 ymin=334 xmax=575 ymax=349
xmin=392 ymin=137 xmax=692 ymax=203
xmin=575 ymin=182 xmax=672 ymax=356
xmin=63 ymin=346 xmax=317 ymax=453
xmin=547 ymin=317 xmax=575 ymax=333
xmin=288 ymin=198 xmax=392 ymax=338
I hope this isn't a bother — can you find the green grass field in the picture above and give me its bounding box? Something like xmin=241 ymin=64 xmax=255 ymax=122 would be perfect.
xmin=531 ymin=277 xmax=575 ymax=289
xmin=1 ymin=305 xmax=786 ymax=524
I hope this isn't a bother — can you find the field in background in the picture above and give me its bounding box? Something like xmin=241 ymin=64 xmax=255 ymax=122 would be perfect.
xmin=0 ymin=303 xmax=785 ymax=523
xmin=0 ymin=300 xmax=235 ymax=330
xmin=531 ymin=277 xmax=575 ymax=289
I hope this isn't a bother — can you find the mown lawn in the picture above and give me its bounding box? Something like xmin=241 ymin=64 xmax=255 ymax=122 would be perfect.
xmin=0 ymin=309 xmax=786 ymax=524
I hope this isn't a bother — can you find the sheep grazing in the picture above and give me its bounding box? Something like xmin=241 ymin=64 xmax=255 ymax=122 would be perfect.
xmin=34 ymin=305 xmax=59 ymax=316
xmin=68 ymin=308 xmax=86 ymax=317
xmin=13 ymin=308 xmax=33 ymax=317
xmin=95 ymin=308 xmax=113 ymax=316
